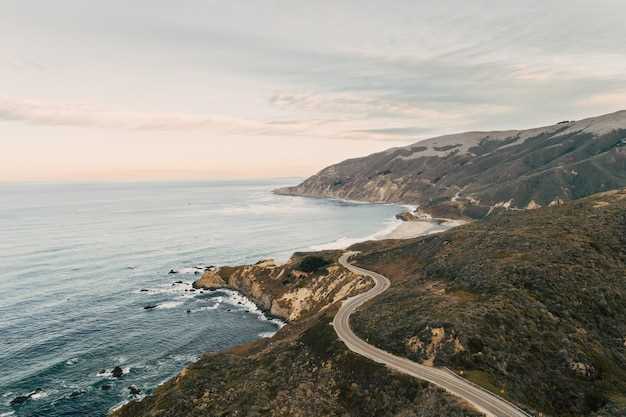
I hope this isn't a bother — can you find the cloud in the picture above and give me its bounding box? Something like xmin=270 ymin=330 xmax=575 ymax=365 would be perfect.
xmin=0 ymin=96 xmax=420 ymax=142
xmin=269 ymin=92 xmax=467 ymax=120
xmin=0 ymin=96 xmax=268 ymax=132
xmin=576 ymin=91 xmax=626 ymax=109
xmin=351 ymin=127 xmax=434 ymax=137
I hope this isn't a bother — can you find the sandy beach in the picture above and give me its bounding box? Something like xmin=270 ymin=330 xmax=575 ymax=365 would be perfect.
xmin=379 ymin=219 xmax=467 ymax=240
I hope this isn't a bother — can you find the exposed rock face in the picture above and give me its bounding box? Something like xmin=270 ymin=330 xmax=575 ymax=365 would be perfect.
xmin=395 ymin=211 xmax=419 ymax=221
xmin=276 ymin=110 xmax=626 ymax=219
xmin=192 ymin=252 xmax=371 ymax=321
xmin=192 ymin=270 xmax=226 ymax=289
xmin=112 ymin=366 xmax=124 ymax=378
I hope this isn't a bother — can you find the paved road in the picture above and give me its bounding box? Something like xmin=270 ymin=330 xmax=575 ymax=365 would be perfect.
xmin=334 ymin=252 xmax=531 ymax=417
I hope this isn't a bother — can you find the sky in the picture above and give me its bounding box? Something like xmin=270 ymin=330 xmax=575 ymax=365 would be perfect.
xmin=1 ymin=0 xmax=625 ymax=182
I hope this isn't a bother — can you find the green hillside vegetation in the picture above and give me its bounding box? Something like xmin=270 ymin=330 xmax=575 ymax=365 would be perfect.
xmin=350 ymin=189 xmax=626 ymax=417
xmin=112 ymin=307 xmax=479 ymax=417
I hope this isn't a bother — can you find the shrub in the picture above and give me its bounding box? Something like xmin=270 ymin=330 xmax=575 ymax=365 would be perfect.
xmin=298 ymin=256 xmax=330 ymax=273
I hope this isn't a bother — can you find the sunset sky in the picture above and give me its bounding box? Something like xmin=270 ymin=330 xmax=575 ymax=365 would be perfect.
xmin=2 ymin=0 xmax=625 ymax=182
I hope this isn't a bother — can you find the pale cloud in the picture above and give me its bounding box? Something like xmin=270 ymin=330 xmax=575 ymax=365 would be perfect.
xmin=576 ymin=91 xmax=626 ymax=110
xmin=269 ymin=92 xmax=465 ymax=120
xmin=0 ymin=96 xmax=421 ymax=142
xmin=0 ymin=96 xmax=267 ymax=132
xmin=269 ymin=91 xmax=514 ymax=139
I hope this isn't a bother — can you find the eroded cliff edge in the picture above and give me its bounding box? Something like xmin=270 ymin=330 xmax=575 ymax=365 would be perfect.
xmin=191 ymin=251 xmax=371 ymax=322
xmin=112 ymin=251 xmax=479 ymax=417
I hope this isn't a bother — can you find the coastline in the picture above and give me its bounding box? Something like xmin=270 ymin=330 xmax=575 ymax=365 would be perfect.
xmin=110 ymin=202 xmax=468 ymax=416
xmin=379 ymin=218 xmax=467 ymax=240
xmin=110 ymin=202 xmax=475 ymax=417
xmin=190 ymin=208 xmax=466 ymax=321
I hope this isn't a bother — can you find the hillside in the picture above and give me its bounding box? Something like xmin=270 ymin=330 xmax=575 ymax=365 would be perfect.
xmin=113 ymin=189 xmax=626 ymax=417
xmin=350 ymin=188 xmax=626 ymax=416
xmin=111 ymin=255 xmax=479 ymax=417
xmin=276 ymin=110 xmax=626 ymax=219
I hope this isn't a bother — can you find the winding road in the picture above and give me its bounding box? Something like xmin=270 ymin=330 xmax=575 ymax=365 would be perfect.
xmin=334 ymin=252 xmax=532 ymax=417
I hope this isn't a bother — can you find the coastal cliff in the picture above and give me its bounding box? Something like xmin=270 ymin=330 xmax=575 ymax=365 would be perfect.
xmin=112 ymin=251 xmax=479 ymax=417
xmin=112 ymin=190 xmax=626 ymax=417
xmin=192 ymin=251 xmax=371 ymax=321
xmin=276 ymin=110 xmax=626 ymax=219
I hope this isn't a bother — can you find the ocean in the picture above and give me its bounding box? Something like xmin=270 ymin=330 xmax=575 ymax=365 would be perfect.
xmin=0 ymin=179 xmax=404 ymax=417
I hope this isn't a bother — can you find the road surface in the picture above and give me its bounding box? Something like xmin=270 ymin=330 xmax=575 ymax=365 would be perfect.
xmin=334 ymin=252 xmax=532 ymax=417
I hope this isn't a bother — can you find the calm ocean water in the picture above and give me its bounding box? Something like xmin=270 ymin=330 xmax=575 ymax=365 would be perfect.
xmin=0 ymin=179 xmax=403 ymax=417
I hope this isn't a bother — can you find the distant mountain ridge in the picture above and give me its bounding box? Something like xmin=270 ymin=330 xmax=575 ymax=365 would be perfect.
xmin=276 ymin=110 xmax=626 ymax=218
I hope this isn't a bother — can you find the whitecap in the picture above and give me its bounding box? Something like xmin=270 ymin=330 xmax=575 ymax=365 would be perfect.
xmin=65 ymin=358 xmax=79 ymax=365
xmin=309 ymin=218 xmax=402 ymax=250
xmin=109 ymin=400 xmax=130 ymax=413
xmin=192 ymin=303 xmax=220 ymax=312
xmin=172 ymin=267 xmax=205 ymax=275
xmin=156 ymin=301 xmax=185 ymax=310
xmin=30 ymin=390 xmax=48 ymax=400
xmin=136 ymin=282 xmax=194 ymax=296
xmin=258 ymin=331 xmax=277 ymax=338
xmin=1 ymin=412 xmax=16 ymax=417
xmin=171 ymin=354 xmax=199 ymax=363
xmin=96 ymin=367 xmax=131 ymax=378
xmin=219 ymin=289 xmax=285 ymax=328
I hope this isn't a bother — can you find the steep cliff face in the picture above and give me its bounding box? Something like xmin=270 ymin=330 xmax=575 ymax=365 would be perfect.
xmin=192 ymin=251 xmax=371 ymax=321
xmin=276 ymin=110 xmax=626 ymax=219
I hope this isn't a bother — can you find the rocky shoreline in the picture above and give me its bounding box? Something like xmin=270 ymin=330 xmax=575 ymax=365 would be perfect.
xmin=190 ymin=251 xmax=372 ymax=322
xmin=111 ymin=247 xmax=479 ymax=417
xmin=109 ymin=207 xmax=469 ymax=416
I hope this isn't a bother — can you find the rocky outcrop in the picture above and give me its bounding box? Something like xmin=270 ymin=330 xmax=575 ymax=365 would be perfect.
xmin=276 ymin=110 xmax=626 ymax=219
xmin=192 ymin=270 xmax=226 ymax=289
xmin=192 ymin=252 xmax=372 ymax=321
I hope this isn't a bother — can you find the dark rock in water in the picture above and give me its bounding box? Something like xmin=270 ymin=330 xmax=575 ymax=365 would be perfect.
xmin=237 ymin=301 xmax=242 ymax=305
xmin=244 ymin=310 xmax=250 ymax=313
xmin=128 ymin=385 xmax=141 ymax=396
xmin=10 ymin=388 xmax=44 ymax=406
xmin=190 ymin=288 xmax=196 ymax=292
xmin=101 ymin=384 xmax=112 ymax=391
xmin=140 ymin=288 xmax=149 ymax=292
xmin=186 ymin=309 xmax=191 ymax=314
xmin=169 ymin=269 xmax=177 ymax=274
xmin=209 ymin=288 xmax=216 ymax=292
xmin=10 ymin=395 xmax=31 ymax=406
xmin=174 ymin=280 xmax=183 ymax=284
xmin=227 ymin=308 xmax=232 ymax=312
xmin=98 ymin=369 xmax=106 ymax=374
xmin=112 ymin=366 xmax=124 ymax=378
xmin=144 ymin=304 xmax=158 ymax=310
xmin=205 ymin=265 xmax=215 ymax=270
xmin=194 ymin=271 xmax=200 ymax=275
xmin=69 ymin=390 xmax=85 ymax=399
